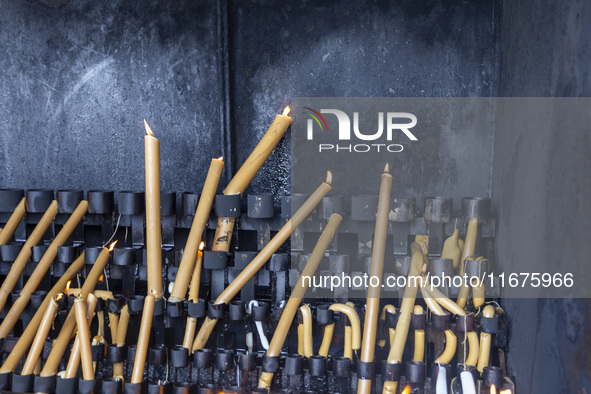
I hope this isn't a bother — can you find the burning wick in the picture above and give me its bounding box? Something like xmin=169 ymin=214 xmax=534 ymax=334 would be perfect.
xmin=199 ymin=241 xmax=205 ymax=251
xmin=402 ymin=386 xmax=411 ymax=394
xmin=108 ymin=240 xmax=118 ymax=252
xmin=217 ymin=156 xmax=223 ymax=161
xmin=65 ymin=280 xmax=72 ymax=292
xmin=143 ymin=119 xmax=154 ymax=136
xmin=491 ymin=385 xmax=496 ymax=394
xmin=282 ymin=106 xmax=290 ymax=116
xmin=384 ymin=163 xmax=390 ymax=173
xmin=326 ymin=170 xmax=332 ymax=185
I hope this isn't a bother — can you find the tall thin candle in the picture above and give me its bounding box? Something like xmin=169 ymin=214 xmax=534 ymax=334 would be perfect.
xmin=0 ymin=200 xmax=58 ymax=313
xmin=73 ymin=298 xmax=95 ymax=380
xmin=193 ymin=171 xmax=332 ymax=351
xmin=131 ymin=293 xmax=155 ymax=383
xmin=144 ymin=119 xmax=163 ymax=298
xmin=212 ymin=106 xmax=293 ymax=253
xmin=0 ymin=252 xmax=85 ymax=373
xmin=40 ymin=242 xmax=116 ymax=377
xmin=358 ymin=164 xmax=392 ymax=394
xmin=0 ymin=197 xmax=26 ymax=245
xmin=170 ymin=157 xmax=223 ymax=301
xmin=0 ymin=200 xmax=88 ymax=338
xmin=20 ymin=297 xmax=58 ymax=375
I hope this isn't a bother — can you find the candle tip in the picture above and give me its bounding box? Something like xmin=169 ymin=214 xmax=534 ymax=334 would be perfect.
xmin=144 ymin=119 xmax=154 ymax=136
xmin=282 ymin=106 xmax=291 ymax=116
xmin=384 ymin=163 xmax=390 ymax=173
xmin=326 ymin=170 xmax=333 ymax=185
xmin=108 ymin=240 xmax=118 ymax=252
xmin=199 ymin=241 xmax=205 ymax=251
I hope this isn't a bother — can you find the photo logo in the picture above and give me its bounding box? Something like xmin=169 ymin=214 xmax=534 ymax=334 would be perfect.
xmin=304 ymin=108 xmax=418 ymax=153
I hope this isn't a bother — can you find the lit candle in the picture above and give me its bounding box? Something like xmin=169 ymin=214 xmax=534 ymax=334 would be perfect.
xmin=0 ymin=253 xmax=85 ymax=373
xmin=212 ymin=106 xmax=293 ymax=253
xmin=0 ymin=197 xmax=26 ymax=245
xmin=258 ymin=214 xmax=342 ymax=389
xmin=170 ymin=157 xmax=223 ymax=301
xmin=0 ymin=200 xmax=88 ymax=338
xmin=131 ymin=293 xmax=155 ymax=383
xmin=383 ymin=240 xmax=427 ymax=394
xmin=435 ymin=365 xmax=448 ymax=394
xmin=182 ymin=242 xmax=206 ymax=349
xmin=0 ymin=200 xmax=58 ymax=313
xmin=457 ymin=217 xmax=478 ymax=308
xmin=73 ymin=298 xmax=95 ymax=380
xmin=20 ymin=296 xmax=58 ymax=375
xmin=193 ymin=171 xmax=332 ymax=351
xmin=460 ymin=370 xmax=477 ymax=394
xmin=144 ymin=119 xmax=163 ymax=298
xmin=40 ymin=242 xmax=116 ymax=377
xmin=358 ymin=164 xmax=392 ymax=394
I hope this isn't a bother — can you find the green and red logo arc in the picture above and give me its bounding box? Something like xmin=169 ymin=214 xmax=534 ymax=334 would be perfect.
xmin=304 ymin=107 xmax=329 ymax=132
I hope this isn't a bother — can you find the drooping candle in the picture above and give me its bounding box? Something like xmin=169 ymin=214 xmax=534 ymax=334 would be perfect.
xmin=0 ymin=200 xmax=88 ymax=338
xmin=112 ymin=304 xmax=130 ymax=379
xmin=20 ymin=297 xmax=58 ymax=375
xmin=170 ymin=157 xmax=223 ymax=301
xmin=477 ymin=305 xmax=496 ymax=372
xmin=258 ymin=214 xmax=342 ymax=389
xmin=0 ymin=253 xmax=85 ymax=373
xmin=0 ymin=200 xmax=58 ymax=313
xmin=193 ymin=171 xmax=332 ymax=351
xmin=40 ymin=242 xmax=116 ymax=377
xmin=144 ymin=119 xmax=163 ymax=298
xmin=212 ymin=106 xmax=293 ymax=253
xmin=0 ymin=197 xmax=26 ymax=245
xmin=358 ymin=164 xmax=392 ymax=394
xmin=131 ymin=293 xmax=155 ymax=383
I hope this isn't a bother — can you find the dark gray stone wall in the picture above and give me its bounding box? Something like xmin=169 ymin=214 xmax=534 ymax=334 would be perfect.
xmin=495 ymin=1 xmax=591 ymax=392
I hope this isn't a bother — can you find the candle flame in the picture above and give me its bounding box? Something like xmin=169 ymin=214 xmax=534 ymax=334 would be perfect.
xmin=326 ymin=170 xmax=332 ymax=185
xmin=384 ymin=163 xmax=390 ymax=173
xmin=500 ymin=390 xmax=511 ymax=394
xmin=217 ymin=156 xmax=223 ymax=161
xmin=282 ymin=106 xmax=291 ymax=116
xmin=402 ymin=386 xmax=411 ymax=394
xmin=144 ymin=119 xmax=154 ymax=136
xmin=199 ymin=241 xmax=205 ymax=251
xmin=65 ymin=280 xmax=72 ymax=291
xmin=491 ymin=385 xmax=496 ymax=394
xmin=99 ymin=275 xmax=104 ymax=282
xmin=108 ymin=240 xmax=118 ymax=252
xmin=56 ymin=293 xmax=64 ymax=301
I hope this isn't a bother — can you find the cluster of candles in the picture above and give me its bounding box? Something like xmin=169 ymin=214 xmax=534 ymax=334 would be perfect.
xmin=0 ymin=105 xmax=513 ymax=394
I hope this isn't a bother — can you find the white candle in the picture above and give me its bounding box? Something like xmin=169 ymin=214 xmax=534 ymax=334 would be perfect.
xmin=460 ymin=371 xmax=476 ymax=394
xmin=436 ymin=366 xmax=448 ymax=394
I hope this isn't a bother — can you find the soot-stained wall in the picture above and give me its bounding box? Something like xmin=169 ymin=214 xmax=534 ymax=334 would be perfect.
xmin=0 ymin=0 xmax=499 ymax=205
xmin=495 ymin=0 xmax=591 ymax=392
